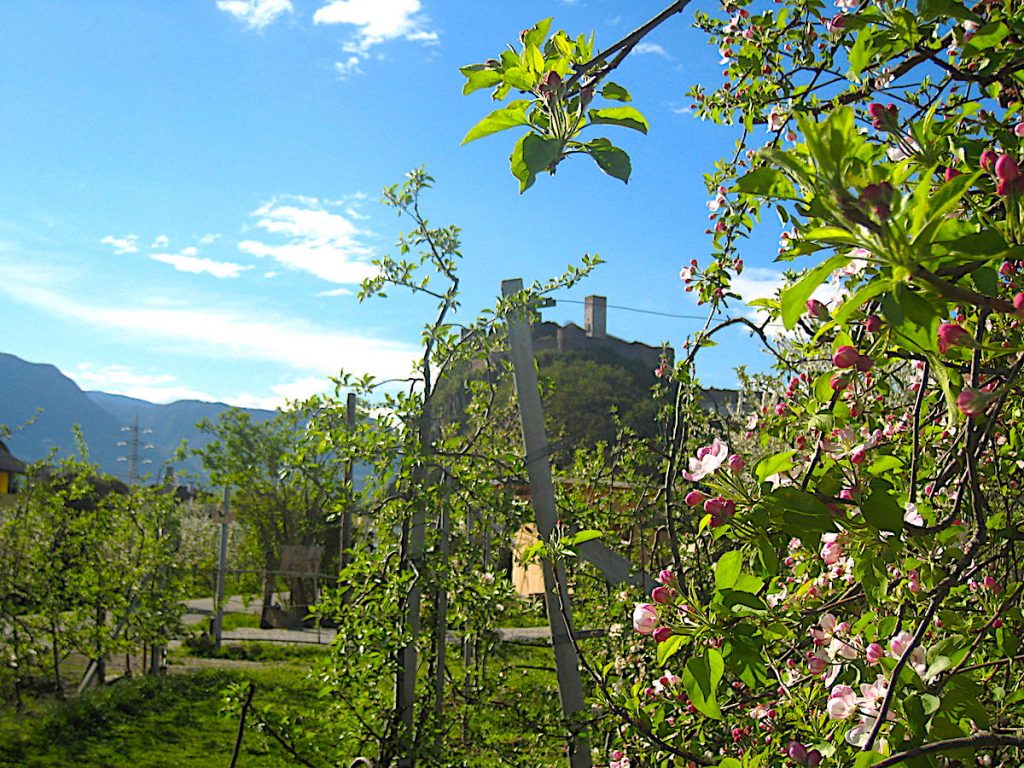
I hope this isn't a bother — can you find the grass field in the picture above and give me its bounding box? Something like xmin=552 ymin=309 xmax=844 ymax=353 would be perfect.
xmin=0 ymin=638 xmax=566 ymax=767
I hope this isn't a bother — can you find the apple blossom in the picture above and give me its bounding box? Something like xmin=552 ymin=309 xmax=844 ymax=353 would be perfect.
xmin=632 ymin=603 xmax=659 ymax=635
xmin=827 ymin=685 xmax=858 ymax=719
xmin=833 ymin=345 xmax=861 ymax=369
xmin=683 ymin=438 xmax=729 ymax=481
xmin=938 ymin=322 xmax=971 ymax=353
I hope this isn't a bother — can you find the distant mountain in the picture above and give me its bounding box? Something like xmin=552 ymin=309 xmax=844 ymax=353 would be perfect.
xmin=0 ymin=352 xmax=275 ymax=482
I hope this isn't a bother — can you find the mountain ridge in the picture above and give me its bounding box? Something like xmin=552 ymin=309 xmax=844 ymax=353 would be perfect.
xmin=0 ymin=352 xmax=275 ymax=481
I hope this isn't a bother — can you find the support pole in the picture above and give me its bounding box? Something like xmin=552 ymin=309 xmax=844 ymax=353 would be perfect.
xmin=339 ymin=392 xmax=356 ymax=580
xmin=502 ymin=278 xmax=592 ymax=768
xmin=213 ymin=486 xmax=230 ymax=649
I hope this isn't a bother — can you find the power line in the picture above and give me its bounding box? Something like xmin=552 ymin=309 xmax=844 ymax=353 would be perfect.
xmin=554 ymin=297 xmax=784 ymax=328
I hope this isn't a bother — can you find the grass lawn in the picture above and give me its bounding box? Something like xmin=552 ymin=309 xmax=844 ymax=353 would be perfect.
xmin=0 ymin=638 xmax=567 ymax=767
xmin=0 ymin=660 xmax=319 ymax=767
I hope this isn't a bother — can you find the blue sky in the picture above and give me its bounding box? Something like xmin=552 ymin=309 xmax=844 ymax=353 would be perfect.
xmin=1 ymin=0 xmax=786 ymax=409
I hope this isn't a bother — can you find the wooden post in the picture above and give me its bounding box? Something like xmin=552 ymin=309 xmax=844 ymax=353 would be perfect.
xmin=502 ymin=278 xmax=592 ymax=768
xmin=213 ymin=486 xmax=230 ymax=649
xmin=339 ymin=392 xmax=356 ymax=580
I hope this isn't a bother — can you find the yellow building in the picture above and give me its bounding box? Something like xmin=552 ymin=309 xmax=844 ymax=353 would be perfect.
xmin=0 ymin=441 xmax=26 ymax=496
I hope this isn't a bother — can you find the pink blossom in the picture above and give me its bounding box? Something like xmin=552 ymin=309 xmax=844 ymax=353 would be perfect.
xmin=684 ymin=490 xmax=706 ymax=507
xmin=1014 ymin=292 xmax=1024 ymax=315
xmin=820 ymin=533 xmax=843 ymax=565
xmin=633 ymin=603 xmax=659 ymax=635
xmin=833 ymin=345 xmax=860 ymax=369
xmin=996 ymin=155 xmax=1020 ymax=182
xmin=727 ymin=453 xmax=746 ymax=472
xmin=866 ymin=642 xmax=885 ymax=664
xmin=653 ymin=626 xmax=673 ymax=643
xmin=683 ymin=438 xmax=729 ymax=481
xmin=827 ymin=685 xmax=858 ymax=720
xmin=957 ymin=388 xmax=992 ymax=417
xmin=651 ymin=586 xmax=671 ymax=604
xmin=806 ymin=298 xmax=829 ymax=320
xmin=981 ymin=148 xmax=998 ymax=170
xmin=767 ymin=106 xmax=786 ymax=133
xmin=1015 ymin=123 xmax=1024 ymax=138
xmin=658 ymin=568 xmax=674 ymax=585
xmin=889 ymin=630 xmax=915 ymax=658
xmin=938 ymin=322 xmax=970 ymax=354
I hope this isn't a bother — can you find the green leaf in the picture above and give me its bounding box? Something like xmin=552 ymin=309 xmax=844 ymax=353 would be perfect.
xmin=963 ymin=21 xmax=1009 ymax=53
xmin=867 ymin=455 xmax=904 ymax=475
xmin=683 ymin=648 xmax=724 ymax=719
xmin=510 ymin=133 xmax=563 ymax=193
xmin=862 ymin=478 xmax=904 ymax=533
xmin=522 ymin=18 xmax=553 ymax=50
xmin=657 ymin=633 xmax=685 ymax=666
xmin=462 ymin=101 xmax=531 ymax=144
xmin=522 ymin=43 xmax=545 ymax=76
xmin=585 ymin=138 xmax=631 ymax=182
xmin=848 ymin=28 xmax=875 ymax=79
xmin=600 ymin=82 xmax=632 ymax=102
xmin=721 ymin=589 xmax=768 ymax=613
xmin=734 ymin=167 xmax=797 ymax=199
xmin=460 ymin=66 xmax=504 ymax=95
xmin=832 ymin=279 xmax=892 ymax=326
xmin=781 ymin=254 xmax=851 ymax=330
xmin=755 ymin=450 xmax=797 ymax=482
xmin=854 ymin=752 xmax=888 ymax=768
xmin=919 ymin=0 xmax=979 ymax=21
xmin=587 ymin=106 xmax=649 ymax=134
xmin=715 ymin=550 xmax=744 ymax=591
xmin=567 ymin=529 xmax=601 ymax=546
xmin=761 ymin=487 xmax=836 ymax=537
xmin=501 ymin=66 xmax=536 ymax=91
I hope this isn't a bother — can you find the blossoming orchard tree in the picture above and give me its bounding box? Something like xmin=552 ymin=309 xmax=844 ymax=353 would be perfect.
xmin=464 ymin=2 xmax=1024 ymax=767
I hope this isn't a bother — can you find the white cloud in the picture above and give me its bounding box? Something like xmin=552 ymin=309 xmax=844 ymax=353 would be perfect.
xmin=152 ymin=234 xmax=170 ymax=249
xmin=101 ymin=234 xmax=139 ymax=255
xmin=238 ymin=195 xmax=377 ymax=284
xmin=333 ymin=56 xmax=364 ymax=79
xmin=197 ymin=233 xmax=221 ymax=246
xmin=1 ymin=276 xmax=418 ymax=382
xmin=72 ymin=363 xmax=216 ymax=403
xmin=724 ymin=266 xmax=840 ymax=334
xmin=216 ymin=0 xmax=293 ymax=30
xmin=634 ymin=42 xmax=669 ymax=57
xmin=226 ymin=376 xmax=333 ymax=410
xmin=313 ymin=0 xmax=439 ymax=76
xmin=316 ymin=287 xmax=353 ymax=297
xmin=150 ymin=251 xmax=252 ymax=279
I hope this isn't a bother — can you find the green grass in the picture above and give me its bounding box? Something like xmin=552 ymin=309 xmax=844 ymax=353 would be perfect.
xmin=0 ymin=639 xmax=566 ymax=767
xmin=0 ymin=664 xmax=321 ymax=767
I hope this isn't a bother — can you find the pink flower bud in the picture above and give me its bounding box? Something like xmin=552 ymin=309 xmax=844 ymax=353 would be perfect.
xmin=981 ymin=148 xmax=998 ymax=170
xmin=866 ymin=642 xmax=885 ymax=664
xmin=684 ymin=490 xmax=706 ymax=507
xmin=728 ymin=454 xmax=746 ymax=472
xmin=1014 ymin=292 xmax=1024 ymax=315
xmin=957 ymin=387 xmax=992 ymax=417
xmin=787 ymin=741 xmax=808 ymax=763
xmin=992 ymin=618 xmax=1004 ymax=628
xmin=651 ymin=585 xmax=671 ymax=604
xmin=833 ymin=345 xmax=860 ymax=369
xmin=856 ymin=354 xmax=874 ymax=372
xmin=944 ymin=166 xmax=962 ymax=182
xmin=982 ymin=575 xmax=998 ymax=590
xmin=1016 ymin=123 xmax=1024 ymax=138
xmin=658 ymin=568 xmax=674 ymax=585
xmin=865 ymin=315 xmax=882 ymax=333
xmin=652 ymin=626 xmax=673 ymax=643
xmin=806 ymin=298 xmax=829 ymax=320
xmin=850 ymin=448 xmax=866 ymax=465
xmin=806 ymin=749 xmax=823 ymax=767
xmin=938 ymin=322 xmax=970 ymax=354
xmin=996 ymin=155 xmax=1020 ymax=182
xmin=632 ymin=603 xmax=659 ymax=635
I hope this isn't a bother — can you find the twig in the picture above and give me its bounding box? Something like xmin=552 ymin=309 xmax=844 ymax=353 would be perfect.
xmin=869 ymin=731 xmax=1024 ymax=767
xmin=229 ymin=682 xmax=256 ymax=768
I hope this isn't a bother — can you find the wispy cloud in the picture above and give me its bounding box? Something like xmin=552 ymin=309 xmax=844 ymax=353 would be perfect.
xmin=238 ymin=195 xmax=377 ymax=284
xmin=634 ymin=42 xmax=670 ymax=57
xmin=152 ymin=234 xmax=170 ymax=249
xmin=0 ymin=267 xmax=417 ymax=381
xmin=216 ymin=0 xmax=293 ymax=30
xmin=72 ymin=363 xmax=217 ymax=403
xmin=150 ymin=249 xmax=252 ymax=279
xmin=101 ymin=234 xmax=139 ymax=255
xmin=226 ymin=376 xmax=333 ymax=410
xmin=313 ymin=0 xmax=439 ymax=77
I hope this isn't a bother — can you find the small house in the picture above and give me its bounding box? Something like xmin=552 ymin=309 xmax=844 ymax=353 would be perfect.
xmin=0 ymin=441 xmax=26 ymax=495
